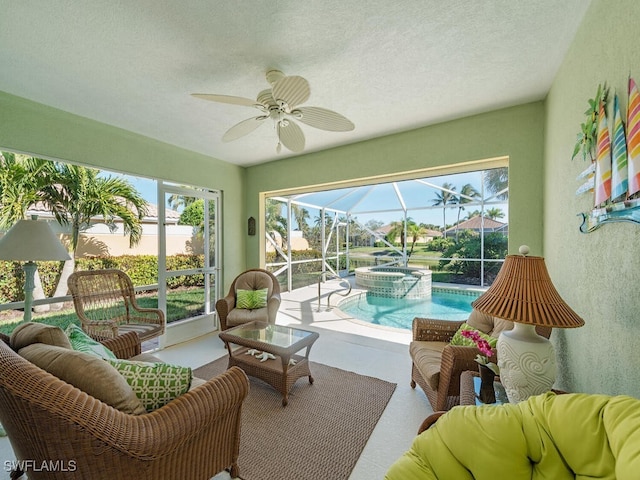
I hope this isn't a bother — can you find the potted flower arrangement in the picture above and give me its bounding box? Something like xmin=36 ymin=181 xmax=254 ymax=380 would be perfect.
xmin=460 ymin=328 xmax=499 ymax=403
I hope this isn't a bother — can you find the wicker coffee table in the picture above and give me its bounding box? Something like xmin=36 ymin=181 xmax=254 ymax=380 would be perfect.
xmin=219 ymin=322 xmax=320 ymax=406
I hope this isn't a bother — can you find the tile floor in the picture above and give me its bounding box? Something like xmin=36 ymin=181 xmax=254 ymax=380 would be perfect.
xmin=0 ymin=280 xmax=434 ymax=479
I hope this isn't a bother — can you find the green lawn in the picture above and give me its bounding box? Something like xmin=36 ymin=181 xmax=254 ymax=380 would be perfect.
xmin=349 ymin=246 xmax=443 ymax=270
xmin=0 ymin=288 xmax=206 ymax=335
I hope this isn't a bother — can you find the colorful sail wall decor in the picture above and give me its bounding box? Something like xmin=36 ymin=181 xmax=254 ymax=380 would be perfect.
xmin=577 ymin=81 xmax=640 ymax=233
xmin=594 ymin=100 xmax=612 ymax=206
xmin=611 ymin=94 xmax=629 ymax=201
xmin=627 ymin=77 xmax=640 ymax=197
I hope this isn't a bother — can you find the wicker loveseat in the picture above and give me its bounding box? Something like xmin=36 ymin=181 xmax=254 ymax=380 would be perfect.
xmin=410 ymin=309 xmax=551 ymax=411
xmin=0 ymin=327 xmax=249 ymax=480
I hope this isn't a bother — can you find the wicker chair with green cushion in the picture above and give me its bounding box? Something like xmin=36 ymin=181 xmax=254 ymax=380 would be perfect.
xmin=410 ymin=309 xmax=551 ymax=411
xmin=386 ymin=392 xmax=640 ymax=479
xmin=216 ymin=268 xmax=282 ymax=331
xmin=0 ymin=326 xmax=249 ymax=480
xmin=67 ymin=269 xmax=165 ymax=342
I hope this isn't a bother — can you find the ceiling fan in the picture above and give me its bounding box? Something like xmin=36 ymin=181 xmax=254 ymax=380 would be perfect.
xmin=192 ymin=69 xmax=355 ymax=153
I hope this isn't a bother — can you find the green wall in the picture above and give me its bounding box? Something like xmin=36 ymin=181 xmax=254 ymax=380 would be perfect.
xmin=544 ymin=0 xmax=640 ymax=397
xmin=0 ymin=91 xmax=246 ymax=288
xmin=245 ymin=102 xmax=546 ymax=266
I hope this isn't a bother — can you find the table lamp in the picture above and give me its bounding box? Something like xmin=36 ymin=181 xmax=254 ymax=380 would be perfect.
xmin=0 ymin=216 xmax=71 ymax=322
xmin=472 ymin=245 xmax=584 ymax=403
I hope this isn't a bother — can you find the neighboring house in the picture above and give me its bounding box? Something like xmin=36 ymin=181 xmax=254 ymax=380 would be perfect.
xmin=18 ymin=203 xmax=200 ymax=257
xmin=444 ymin=215 xmax=508 ymax=235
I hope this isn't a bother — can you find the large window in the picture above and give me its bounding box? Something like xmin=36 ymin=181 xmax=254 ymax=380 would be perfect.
xmin=265 ymin=164 xmax=508 ymax=289
xmin=0 ymin=151 xmax=221 ymax=344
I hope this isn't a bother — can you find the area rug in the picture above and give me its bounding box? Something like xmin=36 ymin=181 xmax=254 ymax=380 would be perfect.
xmin=194 ymin=356 xmax=397 ymax=480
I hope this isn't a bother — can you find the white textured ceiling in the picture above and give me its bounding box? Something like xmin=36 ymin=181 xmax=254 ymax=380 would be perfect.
xmin=0 ymin=1 xmax=591 ymax=167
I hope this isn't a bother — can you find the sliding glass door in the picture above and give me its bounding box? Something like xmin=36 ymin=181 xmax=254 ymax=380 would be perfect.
xmin=158 ymin=182 xmax=220 ymax=346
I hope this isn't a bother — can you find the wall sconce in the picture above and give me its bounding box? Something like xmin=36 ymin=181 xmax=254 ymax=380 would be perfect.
xmin=248 ymin=217 xmax=256 ymax=236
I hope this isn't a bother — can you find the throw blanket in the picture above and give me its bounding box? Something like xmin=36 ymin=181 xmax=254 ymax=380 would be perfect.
xmin=386 ymin=392 xmax=640 ymax=479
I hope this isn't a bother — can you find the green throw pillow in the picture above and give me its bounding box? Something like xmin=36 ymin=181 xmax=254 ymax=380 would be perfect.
xmin=450 ymin=323 xmax=498 ymax=348
xmin=65 ymin=324 xmax=117 ymax=360
xmin=107 ymin=359 xmax=192 ymax=412
xmin=236 ymin=288 xmax=268 ymax=309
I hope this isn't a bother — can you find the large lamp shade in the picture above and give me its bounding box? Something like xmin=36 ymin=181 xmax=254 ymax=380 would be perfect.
xmin=0 ymin=217 xmax=70 ymax=322
xmin=472 ymin=246 xmax=584 ymax=402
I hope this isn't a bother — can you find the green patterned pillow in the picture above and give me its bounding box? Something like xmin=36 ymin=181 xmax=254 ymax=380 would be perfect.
xmin=65 ymin=324 xmax=116 ymax=360
xmin=107 ymin=359 xmax=192 ymax=412
xmin=236 ymin=288 xmax=268 ymax=309
xmin=450 ymin=322 xmax=498 ymax=348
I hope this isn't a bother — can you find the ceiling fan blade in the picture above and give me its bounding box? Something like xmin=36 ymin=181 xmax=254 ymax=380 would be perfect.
xmin=272 ymin=76 xmax=310 ymax=108
xmin=295 ymin=106 xmax=355 ymax=132
xmin=191 ymin=93 xmax=258 ymax=108
xmin=222 ymin=116 xmax=267 ymax=142
xmin=278 ymin=120 xmax=305 ymax=153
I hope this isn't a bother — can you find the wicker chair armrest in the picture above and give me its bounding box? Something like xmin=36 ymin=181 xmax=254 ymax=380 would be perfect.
xmin=129 ymin=304 xmax=165 ymax=323
xmin=84 ymin=319 xmax=119 ymax=328
xmin=412 ymin=318 xmax=464 ymax=342
xmin=108 ymin=366 xmax=249 ymax=457
xmin=267 ymin=294 xmax=281 ymax=322
xmin=442 ymin=345 xmax=487 ymax=371
xmin=82 ymin=320 xmax=119 ymax=339
xmin=418 ymin=411 xmax=446 ymax=434
xmin=96 ymin=331 xmax=142 ymax=359
xmin=217 ymin=295 xmax=235 ymax=313
xmin=270 ymin=292 xmax=281 ymax=303
xmin=436 ymin=345 xmax=487 ymax=399
xmin=18 ymin=364 xmax=249 ymax=459
xmin=215 ymin=295 xmax=235 ymax=330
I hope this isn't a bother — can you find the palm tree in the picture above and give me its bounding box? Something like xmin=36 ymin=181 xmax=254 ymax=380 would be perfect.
xmin=45 ymin=163 xmax=148 ymax=306
xmin=167 ymin=192 xmax=198 ymax=210
xmin=0 ymin=152 xmax=60 ymax=228
xmin=485 ymin=207 xmax=505 ymax=220
xmin=291 ymin=204 xmax=310 ymax=236
xmin=484 ymin=167 xmax=508 ymax=200
xmin=406 ymin=221 xmax=426 ymax=258
xmin=386 ymin=219 xmax=406 ymax=247
xmin=265 ymin=198 xmax=287 ymax=247
xmin=0 ymin=152 xmax=61 ymax=312
xmin=455 ymin=183 xmax=480 ymax=241
xmin=432 ymin=183 xmax=457 ymax=238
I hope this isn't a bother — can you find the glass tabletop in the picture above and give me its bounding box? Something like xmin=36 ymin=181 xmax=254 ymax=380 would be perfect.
xmin=472 ymin=376 xmax=509 ymax=405
xmin=225 ymin=323 xmax=313 ymax=349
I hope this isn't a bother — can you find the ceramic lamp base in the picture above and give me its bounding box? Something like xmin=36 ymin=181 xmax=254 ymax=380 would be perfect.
xmin=497 ymin=323 xmax=556 ymax=403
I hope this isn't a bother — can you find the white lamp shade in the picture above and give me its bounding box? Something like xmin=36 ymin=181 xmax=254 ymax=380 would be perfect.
xmin=0 ymin=218 xmax=71 ymax=261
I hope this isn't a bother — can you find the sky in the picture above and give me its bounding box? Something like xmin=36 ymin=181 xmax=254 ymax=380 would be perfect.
xmin=280 ymin=169 xmax=509 ymax=229
xmin=107 ymin=167 xmax=508 ymax=229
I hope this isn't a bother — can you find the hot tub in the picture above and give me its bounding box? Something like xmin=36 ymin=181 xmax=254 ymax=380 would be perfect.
xmin=354 ymin=266 xmax=432 ymax=299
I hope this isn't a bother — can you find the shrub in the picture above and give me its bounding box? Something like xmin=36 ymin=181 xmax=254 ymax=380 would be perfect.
xmin=0 ymin=254 xmax=206 ymax=303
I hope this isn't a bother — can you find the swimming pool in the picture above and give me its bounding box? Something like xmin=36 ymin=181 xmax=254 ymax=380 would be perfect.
xmin=337 ymin=288 xmax=481 ymax=330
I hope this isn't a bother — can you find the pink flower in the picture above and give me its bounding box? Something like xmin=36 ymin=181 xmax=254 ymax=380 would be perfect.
xmin=459 ymin=329 xmax=495 ymax=358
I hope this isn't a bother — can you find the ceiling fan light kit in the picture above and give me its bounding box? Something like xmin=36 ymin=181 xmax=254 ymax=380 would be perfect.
xmin=192 ymin=70 xmax=355 ymax=153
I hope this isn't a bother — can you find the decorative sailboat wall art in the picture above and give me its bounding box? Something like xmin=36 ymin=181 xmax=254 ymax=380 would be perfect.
xmin=576 ymin=78 xmax=640 ymax=233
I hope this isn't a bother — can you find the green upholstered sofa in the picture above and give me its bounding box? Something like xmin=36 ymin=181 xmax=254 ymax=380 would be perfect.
xmin=386 ymin=392 xmax=640 ymax=479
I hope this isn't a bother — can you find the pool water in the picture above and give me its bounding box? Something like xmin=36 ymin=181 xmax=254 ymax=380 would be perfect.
xmin=337 ymin=290 xmax=479 ymax=330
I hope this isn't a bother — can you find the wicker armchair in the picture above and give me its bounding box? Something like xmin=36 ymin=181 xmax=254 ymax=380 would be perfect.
xmin=0 ymin=331 xmax=249 ymax=480
xmin=68 ymin=269 xmax=164 ymax=342
xmin=410 ymin=314 xmax=551 ymax=411
xmin=216 ymin=268 xmax=281 ymax=331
